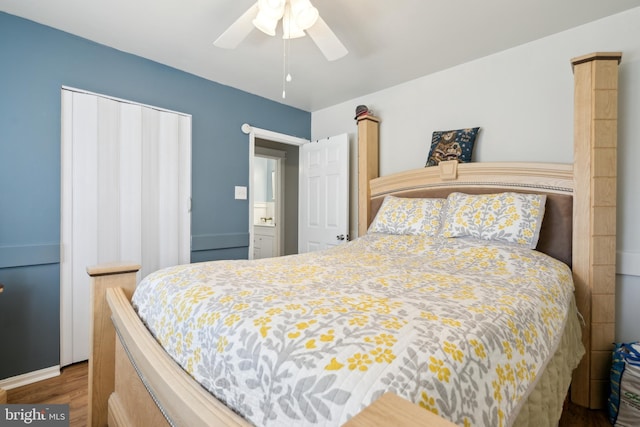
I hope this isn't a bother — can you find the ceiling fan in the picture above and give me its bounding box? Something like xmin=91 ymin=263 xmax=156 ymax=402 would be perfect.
xmin=213 ymin=0 xmax=348 ymax=61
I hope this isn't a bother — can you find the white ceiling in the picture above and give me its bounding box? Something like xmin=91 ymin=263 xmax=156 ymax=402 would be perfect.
xmin=2 ymin=0 xmax=639 ymax=111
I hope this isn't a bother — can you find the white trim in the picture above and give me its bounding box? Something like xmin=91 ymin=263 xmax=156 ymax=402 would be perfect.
xmin=242 ymin=124 xmax=309 ymax=259
xmin=618 ymin=251 xmax=640 ymax=277
xmin=241 ymin=124 xmax=309 ymax=146
xmin=60 ymin=90 xmax=73 ymax=367
xmin=62 ymin=86 xmax=191 ymax=118
xmin=0 ymin=365 xmax=60 ymax=390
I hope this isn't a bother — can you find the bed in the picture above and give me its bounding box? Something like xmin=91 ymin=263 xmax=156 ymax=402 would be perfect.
xmin=86 ymin=52 xmax=621 ymax=426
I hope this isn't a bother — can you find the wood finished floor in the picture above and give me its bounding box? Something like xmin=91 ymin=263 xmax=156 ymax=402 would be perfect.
xmin=7 ymin=362 xmax=87 ymax=427
xmin=7 ymin=361 xmax=611 ymax=427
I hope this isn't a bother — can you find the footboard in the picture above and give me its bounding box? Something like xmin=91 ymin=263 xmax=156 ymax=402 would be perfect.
xmin=88 ymin=263 xmax=140 ymax=427
xmin=88 ymin=263 xmax=252 ymax=427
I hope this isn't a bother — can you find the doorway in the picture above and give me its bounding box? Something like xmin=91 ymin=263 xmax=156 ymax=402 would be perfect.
xmin=253 ymin=139 xmax=299 ymax=257
xmin=243 ymin=124 xmax=306 ymax=259
xmin=253 ymin=148 xmax=284 ymax=259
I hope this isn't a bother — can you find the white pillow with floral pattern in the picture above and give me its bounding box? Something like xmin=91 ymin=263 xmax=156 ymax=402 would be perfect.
xmin=369 ymin=196 xmax=446 ymax=236
xmin=441 ymin=192 xmax=546 ymax=248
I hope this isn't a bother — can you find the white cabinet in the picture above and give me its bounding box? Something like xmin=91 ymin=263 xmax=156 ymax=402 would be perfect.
xmin=253 ymin=225 xmax=276 ymax=259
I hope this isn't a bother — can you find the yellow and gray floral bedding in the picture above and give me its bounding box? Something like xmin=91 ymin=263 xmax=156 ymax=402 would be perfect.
xmin=132 ymin=233 xmax=582 ymax=427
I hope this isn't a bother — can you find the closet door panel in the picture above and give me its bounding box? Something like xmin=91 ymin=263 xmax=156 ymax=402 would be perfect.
xmin=97 ymin=97 xmax=121 ymax=264
xmin=71 ymin=92 xmax=98 ymax=363
xmin=157 ymin=111 xmax=180 ymax=271
xmin=60 ymin=91 xmax=74 ymax=367
xmin=119 ymin=103 xmax=143 ymax=282
xmin=119 ymin=103 xmax=143 ymax=281
xmin=178 ymin=116 xmax=192 ymax=265
xmin=141 ymin=107 xmax=160 ymax=279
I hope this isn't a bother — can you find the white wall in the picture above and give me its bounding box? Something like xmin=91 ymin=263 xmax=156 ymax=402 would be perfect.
xmin=311 ymin=7 xmax=640 ymax=343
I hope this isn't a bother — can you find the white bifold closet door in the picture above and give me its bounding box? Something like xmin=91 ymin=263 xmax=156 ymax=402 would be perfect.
xmin=60 ymin=88 xmax=191 ymax=366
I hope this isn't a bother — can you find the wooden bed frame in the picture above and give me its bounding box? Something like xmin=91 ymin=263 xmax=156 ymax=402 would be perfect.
xmin=87 ymin=52 xmax=621 ymax=426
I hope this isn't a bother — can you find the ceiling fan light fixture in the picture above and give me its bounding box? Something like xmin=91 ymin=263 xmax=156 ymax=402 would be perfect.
xmin=253 ymin=12 xmax=279 ymax=36
xmin=258 ymin=0 xmax=285 ymax=18
xmin=282 ymin=3 xmax=305 ymax=39
xmin=265 ymin=0 xmax=284 ymax=9
xmin=215 ymin=0 xmax=347 ymax=66
xmin=289 ymin=0 xmax=319 ymax=30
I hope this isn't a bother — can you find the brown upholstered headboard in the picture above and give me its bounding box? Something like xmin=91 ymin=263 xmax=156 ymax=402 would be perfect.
xmin=367 ymin=162 xmax=575 ymax=268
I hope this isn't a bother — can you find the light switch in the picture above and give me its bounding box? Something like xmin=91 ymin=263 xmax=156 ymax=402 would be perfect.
xmin=235 ymin=186 xmax=247 ymax=200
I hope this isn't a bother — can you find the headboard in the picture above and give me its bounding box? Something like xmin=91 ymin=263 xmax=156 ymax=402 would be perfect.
xmin=368 ymin=162 xmax=573 ymax=266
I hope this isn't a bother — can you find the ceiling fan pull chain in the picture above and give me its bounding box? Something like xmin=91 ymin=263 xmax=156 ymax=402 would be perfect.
xmin=286 ymin=37 xmax=293 ymax=83
xmin=282 ymin=37 xmax=287 ymax=98
xmin=282 ymin=6 xmax=294 ymax=99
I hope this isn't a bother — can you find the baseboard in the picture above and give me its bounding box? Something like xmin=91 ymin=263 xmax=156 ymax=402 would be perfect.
xmin=0 ymin=365 xmax=60 ymax=390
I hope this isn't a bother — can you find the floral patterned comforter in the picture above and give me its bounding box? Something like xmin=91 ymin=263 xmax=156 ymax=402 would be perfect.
xmin=132 ymin=233 xmax=579 ymax=427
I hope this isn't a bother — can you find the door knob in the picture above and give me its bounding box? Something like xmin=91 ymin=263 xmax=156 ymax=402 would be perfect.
xmin=336 ymin=234 xmax=345 ymax=241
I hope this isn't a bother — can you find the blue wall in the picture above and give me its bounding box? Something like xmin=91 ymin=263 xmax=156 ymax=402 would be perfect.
xmin=0 ymin=12 xmax=310 ymax=379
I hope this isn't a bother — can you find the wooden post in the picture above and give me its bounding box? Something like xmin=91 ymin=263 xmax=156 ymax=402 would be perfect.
xmin=571 ymin=52 xmax=621 ymax=409
xmin=357 ymin=115 xmax=380 ymax=237
xmin=87 ymin=263 xmax=140 ymax=427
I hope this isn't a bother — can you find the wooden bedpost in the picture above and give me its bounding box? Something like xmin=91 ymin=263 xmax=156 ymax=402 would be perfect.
xmin=357 ymin=115 xmax=380 ymax=237
xmin=87 ymin=263 xmax=141 ymax=427
xmin=571 ymin=52 xmax=622 ymax=409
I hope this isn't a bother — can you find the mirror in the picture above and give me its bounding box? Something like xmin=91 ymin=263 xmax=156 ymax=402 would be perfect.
xmin=253 ymin=156 xmax=277 ymax=225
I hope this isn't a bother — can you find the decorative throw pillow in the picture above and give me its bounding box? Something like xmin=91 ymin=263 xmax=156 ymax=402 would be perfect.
xmin=425 ymin=127 xmax=480 ymax=167
xmin=441 ymin=192 xmax=546 ymax=248
xmin=369 ymin=196 xmax=446 ymax=236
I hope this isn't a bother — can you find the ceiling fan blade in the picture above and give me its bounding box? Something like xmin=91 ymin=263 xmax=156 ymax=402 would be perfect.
xmin=306 ymin=16 xmax=348 ymax=61
xmin=213 ymin=2 xmax=258 ymax=49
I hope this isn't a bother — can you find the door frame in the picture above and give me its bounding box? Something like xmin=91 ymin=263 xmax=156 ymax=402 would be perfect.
xmin=242 ymin=124 xmax=308 ymax=259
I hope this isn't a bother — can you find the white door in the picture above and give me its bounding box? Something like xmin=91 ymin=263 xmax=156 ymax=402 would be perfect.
xmin=60 ymin=88 xmax=191 ymax=366
xmin=298 ymin=134 xmax=349 ymax=253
